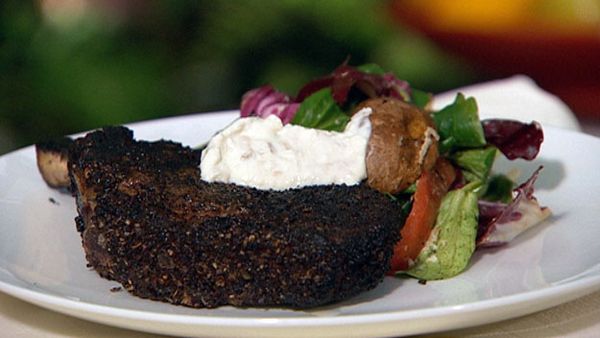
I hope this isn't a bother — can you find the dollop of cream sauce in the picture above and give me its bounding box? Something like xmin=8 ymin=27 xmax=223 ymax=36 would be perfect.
xmin=200 ymin=108 xmax=372 ymax=190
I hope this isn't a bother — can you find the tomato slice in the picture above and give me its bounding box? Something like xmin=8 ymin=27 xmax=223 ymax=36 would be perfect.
xmin=389 ymin=158 xmax=456 ymax=273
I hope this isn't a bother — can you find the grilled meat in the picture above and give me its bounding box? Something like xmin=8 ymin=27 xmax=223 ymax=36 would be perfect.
xmin=41 ymin=126 xmax=405 ymax=309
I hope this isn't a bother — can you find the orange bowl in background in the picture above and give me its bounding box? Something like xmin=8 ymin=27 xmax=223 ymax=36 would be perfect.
xmin=390 ymin=0 xmax=600 ymax=119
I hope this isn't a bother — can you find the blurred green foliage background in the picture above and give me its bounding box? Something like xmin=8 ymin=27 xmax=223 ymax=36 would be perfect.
xmin=0 ymin=0 xmax=478 ymax=154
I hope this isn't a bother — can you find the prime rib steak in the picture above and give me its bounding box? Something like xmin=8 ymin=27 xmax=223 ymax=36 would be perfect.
xmin=36 ymin=126 xmax=404 ymax=309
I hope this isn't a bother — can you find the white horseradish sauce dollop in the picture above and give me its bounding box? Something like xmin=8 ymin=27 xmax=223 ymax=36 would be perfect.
xmin=200 ymin=107 xmax=372 ymax=190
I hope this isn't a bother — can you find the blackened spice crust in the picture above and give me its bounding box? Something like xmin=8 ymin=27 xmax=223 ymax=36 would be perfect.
xmin=68 ymin=126 xmax=404 ymax=309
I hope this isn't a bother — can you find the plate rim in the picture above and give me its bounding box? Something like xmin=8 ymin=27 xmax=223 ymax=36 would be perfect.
xmin=2 ymin=273 xmax=600 ymax=326
xmin=1 ymin=112 xmax=600 ymax=337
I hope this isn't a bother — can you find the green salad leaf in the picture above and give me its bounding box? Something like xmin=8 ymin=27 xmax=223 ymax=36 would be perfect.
xmin=359 ymin=63 xmax=431 ymax=109
xmin=291 ymin=88 xmax=350 ymax=132
xmin=410 ymin=88 xmax=432 ymax=110
xmin=404 ymin=185 xmax=479 ymax=280
xmin=356 ymin=63 xmax=386 ymax=75
xmin=452 ymin=146 xmax=498 ymax=196
xmin=482 ymin=174 xmax=514 ymax=203
xmin=433 ymin=93 xmax=486 ymax=153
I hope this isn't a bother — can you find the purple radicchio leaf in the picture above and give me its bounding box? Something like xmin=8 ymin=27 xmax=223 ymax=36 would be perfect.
xmin=240 ymin=85 xmax=299 ymax=124
xmin=477 ymin=166 xmax=551 ymax=248
xmin=482 ymin=119 xmax=544 ymax=160
xmin=296 ymin=63 xmax=411 ymax=105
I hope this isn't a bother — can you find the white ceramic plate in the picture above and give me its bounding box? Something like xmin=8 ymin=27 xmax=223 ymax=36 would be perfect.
xmin=1 ymin=111 xmax=600 ymax=338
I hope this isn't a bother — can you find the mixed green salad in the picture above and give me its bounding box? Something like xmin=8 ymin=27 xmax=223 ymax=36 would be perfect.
xmin=239 ymin=62 xmax=550 ymax=280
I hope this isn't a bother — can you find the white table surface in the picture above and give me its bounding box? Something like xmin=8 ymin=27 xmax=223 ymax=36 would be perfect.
xmin=2 ymin=76 xmax=598 ymax=338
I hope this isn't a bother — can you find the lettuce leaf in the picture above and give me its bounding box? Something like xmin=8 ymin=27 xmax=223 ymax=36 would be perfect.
xmin=291 ymin=88 xmax=350 ymax=132
xmin=410 ymin=88 xmax=432 ymax=110
xmin=433 ymin=93 xmax=486 ymax=154
xmin=240 ymin=85 xmax=299 ymax=124
xmin=482 ymin=119 xmax=544 ymax=160
xmin=477 ymin=167 xmax=551 ymax=247
xmin=296 ymin=63 xmax=411 ymax=106
xmin=404 ymin=184 xmax=479 ymax=280
xmin=482 ymin=174 xmax=514 ymax=203
xmin=451 ymin=147 xmax=497 ymax=185
xmin=356 ymin=63 xmax=386 ymax=75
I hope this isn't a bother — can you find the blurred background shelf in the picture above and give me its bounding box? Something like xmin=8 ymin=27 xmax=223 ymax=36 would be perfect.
xmin=391 ymin=0 xmax=600 ymax=120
